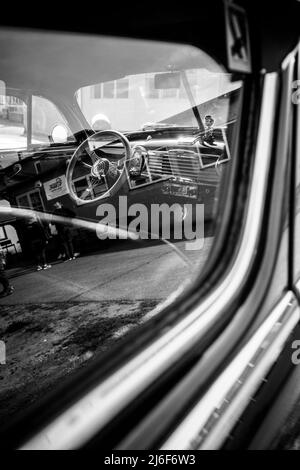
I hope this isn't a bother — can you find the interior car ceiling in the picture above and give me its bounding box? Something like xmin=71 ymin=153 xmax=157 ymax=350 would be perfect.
xmin=0 ymin=0 xmax=299 ymax=74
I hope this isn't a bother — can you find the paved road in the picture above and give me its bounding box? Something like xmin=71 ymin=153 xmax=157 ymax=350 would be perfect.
xmin=0 ymin=237 xmax=213 ymax=424
xmin=0 ymin=237 xmax=213 ymax=305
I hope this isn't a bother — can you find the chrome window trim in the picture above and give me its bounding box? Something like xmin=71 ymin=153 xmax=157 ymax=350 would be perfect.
xmin=294 ymin=42 xmax=300 ymax=288
xmin=21 ymin=73 xmax=278 ymax=450
xmin=161 ymin=291 xmax=300 ymax=449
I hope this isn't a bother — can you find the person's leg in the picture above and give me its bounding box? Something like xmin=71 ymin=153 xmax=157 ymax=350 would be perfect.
xmin=40 ymin=244 xmax=51 ymax=269
xmin=0 ymin=269 xmax=13 ymax=295
xmin=40 ymin=247 xmax=47 ymax=266
xmin=36 ymin=250 xmax=43 ymax=267
xmin=67 ymin=237 xmax=74 ymax=259
xmin=0 ymin=269 xmax=9 ymax=291
xmin=62 ymin=239 xmax=71 ymax=259
xmin=32 ymin=241 xmax=42 ymax=269
xmin=56 ymin=234 xmax=64 ymax=260
xmin=62 ymin=232 xmax=74 ymax=259
xmin=58 ymin=232 xmax=69 ymax=259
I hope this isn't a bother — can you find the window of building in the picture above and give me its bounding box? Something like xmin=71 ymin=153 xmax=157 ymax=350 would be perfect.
xmin=161 ymin=88 xmax=178 ymax=98
xmin=91 ymin=84 xmax=102 ymax=99
xmin=0 ymin=91 xmax=27 ymax=154
xmin=16 ymin=190 xmax=44 ymax=212
xmin=145 ymin=75 xmax=160 ymax=99
xmin=0 ymin=226 xmax=6 ymax=239
xmin=116 ymin=78 xmax=129 ymax=98
xmin=102 ymin=81 xmax=115 ymax=99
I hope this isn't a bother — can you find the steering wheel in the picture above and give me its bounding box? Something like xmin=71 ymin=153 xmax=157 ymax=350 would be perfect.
xmin=66 ymin=130 xmax=132 ymax=205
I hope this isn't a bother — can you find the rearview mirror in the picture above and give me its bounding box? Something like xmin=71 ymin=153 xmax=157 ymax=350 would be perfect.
xmin=154 ymin=72 xmax=181 ymax=90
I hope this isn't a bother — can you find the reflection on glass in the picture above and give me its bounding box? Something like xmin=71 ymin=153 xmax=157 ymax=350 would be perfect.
xmin=0 ymin=28 xmax=244 ymax=427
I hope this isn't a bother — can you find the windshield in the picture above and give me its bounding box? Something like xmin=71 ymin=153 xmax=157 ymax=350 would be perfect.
xmin=76 ymin=70 xmax=241 ymax=133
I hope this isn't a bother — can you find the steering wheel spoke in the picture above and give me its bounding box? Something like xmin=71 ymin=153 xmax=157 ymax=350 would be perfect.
xmin=80 ymin=160 xmax=93 ymax=170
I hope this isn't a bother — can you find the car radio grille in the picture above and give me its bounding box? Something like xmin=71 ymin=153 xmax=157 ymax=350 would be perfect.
xmin=147 ymin=150 xmax=221 ymax=184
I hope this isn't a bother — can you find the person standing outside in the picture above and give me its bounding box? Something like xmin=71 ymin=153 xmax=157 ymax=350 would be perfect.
xmin=0 ymin=246 xmax=14 ymax=297
xmin=27 ymin=213 xmax=52 ymax=270
xmin=52 ymin=202 xmax=76 ymax=261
